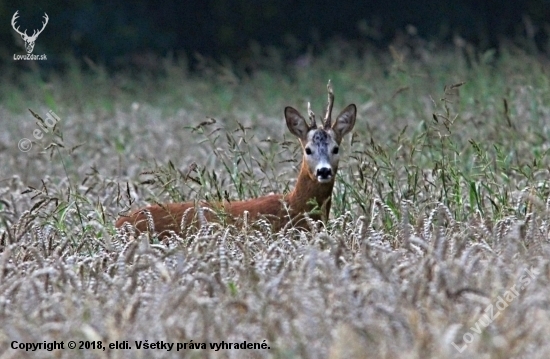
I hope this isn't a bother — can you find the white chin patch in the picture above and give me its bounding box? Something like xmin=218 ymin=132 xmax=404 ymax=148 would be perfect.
xmin=317 ymin=176 xmax=332 ymax=183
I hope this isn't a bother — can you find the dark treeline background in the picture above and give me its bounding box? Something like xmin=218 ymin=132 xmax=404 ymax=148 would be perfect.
xmin=1 ymin=0 xmax=549 ymax=70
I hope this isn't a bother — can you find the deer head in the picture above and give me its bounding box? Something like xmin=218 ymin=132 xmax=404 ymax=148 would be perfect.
xmin=285 ymin=81 xmax=356 ymax=184
xmin=11 ymin=11 xmax=49 ymax=54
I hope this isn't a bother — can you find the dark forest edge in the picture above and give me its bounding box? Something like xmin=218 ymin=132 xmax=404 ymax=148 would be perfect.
xmin=1 ymin=0 xmax=549 ymax=71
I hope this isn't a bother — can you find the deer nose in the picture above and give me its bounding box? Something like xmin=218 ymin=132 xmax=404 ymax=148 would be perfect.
xmin=316 ymin=167 xmax=332 ymax=180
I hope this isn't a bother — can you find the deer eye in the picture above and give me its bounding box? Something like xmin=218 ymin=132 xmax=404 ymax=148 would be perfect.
xmin=305 ymin=148 xmax=312 ymax=155
xmin=332 ymin=147 xmax=339 ymax=154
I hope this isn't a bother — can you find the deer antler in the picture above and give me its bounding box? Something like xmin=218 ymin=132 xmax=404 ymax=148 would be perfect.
xmin=11 ymin=11 xmax=27 ymax=38
xmin=30 ymin=13 xmax=49 ymax=40
xmin=323 ymin=80 xmax=334 ymax=128
xmin=11 ymin=11 xmax=48 ymax=40
xmin=307 ymin=102 xmax=317 ymax=129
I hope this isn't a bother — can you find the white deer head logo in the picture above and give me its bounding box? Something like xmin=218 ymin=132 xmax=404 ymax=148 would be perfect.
xmin=11 ymin=11 xmax=49 ymax=54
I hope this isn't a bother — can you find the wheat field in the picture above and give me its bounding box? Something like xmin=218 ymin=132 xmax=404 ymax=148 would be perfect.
xmin=1 ymin=42 xmax=550 ymax=358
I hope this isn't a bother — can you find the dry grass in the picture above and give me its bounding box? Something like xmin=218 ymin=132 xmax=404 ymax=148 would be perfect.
xmin=1 ymin=41 xmax=550 ymax=358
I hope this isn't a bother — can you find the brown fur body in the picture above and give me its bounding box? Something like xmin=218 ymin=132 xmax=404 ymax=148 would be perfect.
xmin=115 ymin=161 xmax=335 ymax=236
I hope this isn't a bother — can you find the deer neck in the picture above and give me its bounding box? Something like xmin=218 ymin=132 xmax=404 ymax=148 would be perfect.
xmin=285 ymin=160 xmax=335 ymax=221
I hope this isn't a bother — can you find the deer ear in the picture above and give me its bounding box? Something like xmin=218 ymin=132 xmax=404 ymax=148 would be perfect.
xmin=285 ymin=107 xmax=309 ymax=140
xmin=332 ymin=104 xmax=356 ymax=141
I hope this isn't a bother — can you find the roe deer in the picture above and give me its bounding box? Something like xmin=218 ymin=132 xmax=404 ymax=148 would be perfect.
xmin=115 ymin=81 xmax=356 ymax=237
